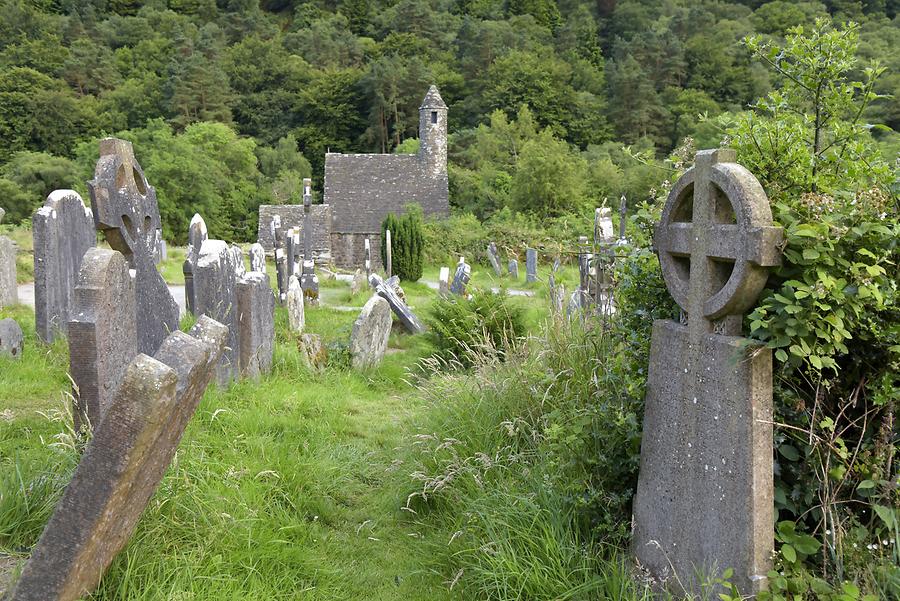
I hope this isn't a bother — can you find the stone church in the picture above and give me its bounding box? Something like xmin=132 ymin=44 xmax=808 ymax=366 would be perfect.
xmin=257 ymin=85 xmax=450 ymax=269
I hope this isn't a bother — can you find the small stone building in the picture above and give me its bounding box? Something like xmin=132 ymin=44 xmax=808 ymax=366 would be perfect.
xmin=256 ymin=204 xmax=332 ymax=262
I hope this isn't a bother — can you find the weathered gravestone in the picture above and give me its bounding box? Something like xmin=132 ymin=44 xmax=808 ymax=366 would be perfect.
xmin=385 ymin=275 xmax=406 ymax=302
xmin=487 ymin=242 xmax=502 ymax=277
xmin=593 ymin=208 xmax=616 ymax=312
xmin=237 ymin=272 xmax=275 ymax=379
xmin=0 ymin=221 xmax=16 ymax=308
xmin=0 ymin=318 xmax=24 ymax=360
xmin=350 ymin=295 xmax=392 ymax=369
xmin=438 ymin=266 xmax=450 ymax=296
xmin=272 ymin=215 xmax=288 ymax=304
xmin=299 ymin=333 xmax=327 ymax=370
xmin=350 ymin=269 xmax=367 ymax=296
xmin=618 ymin=194 xmax=628 ymax=241
xmin=183 ymin=213 xmax=208 ymax=315
xmin=450 ymin=257 xmax=471 ymax=296
xmin=7 ymin=315 xmax=227 ymax=601
xmin=632 ymin=149 xmax=782 ymax=598
xmin=364 ymin=237 xmax=372 ymax=277
xmin=300 ymin=260 xmax=319 ymax=305
xmin=32 ymin=190 xmax=96 ymax=342
xmin=525 ymin=248 xmax=538 ymax=283
xmin=385 ymin=228 xmax=393 ymax=278
xmin=369 ymin=273 xmax=425 ymax=334
xmin=68 ymin=249 xmax=138 ymax=432
xmin=507 ymin=259 xmax=518 ymax=280
xmin=193 ymin=240 xmax=239 ymax=386
xmin=88 ymin=138 xmax=179 ymax=355
xmin=286 ymin=275 xmax=305 ymax=334
xmin=250 ymin=242 xmax=266 ymax=273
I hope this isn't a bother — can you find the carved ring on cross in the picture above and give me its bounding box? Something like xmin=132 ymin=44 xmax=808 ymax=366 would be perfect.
xmin=654 ymin=149 xmax=783 ymax=322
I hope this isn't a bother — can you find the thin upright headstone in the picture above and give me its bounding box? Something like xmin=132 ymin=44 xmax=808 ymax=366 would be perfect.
xmin=450 ymin=257 xmax=471 ymax=296
xmin=618 ymin=194 xmax=628 ymax=241
xmin=236 ymin=272 xmax=274 ymax=379
xmin=193 ymin=239 xmax=238 ymax=386
xmin=593 ymin=208 xmax=615 ymax=309
xmin=302 ymin=178 xmax=313 ymax=260
xmin=438 ymin=266 xmax=450 ymax=296
xmin=183 ymin=213 xmax=208 ymax=315
xmin=272 ymin=215 xmax=288 ymax=304
xmin=508 ymin=259 xmax=518 ymax=280
xmin=8 ymin=316 xmax=227 ymax=601
xmin=88 ymin=138 xmax=178 ymax=355
xmin=364 ymin=238 xmax=372 ymax=277
xmin=525 ymin=248 xmax=538 ymax=283
xmin=249 ymin=242 xmax=266 ymax=273
xmin=385 ymin=229 xmax=392 ymax=278
xmin=68 ymin=248 xmax=138 ymax=432
xmin=0 ymin=213 xmax=16 ymax=308
xmin=32 ymin=190 xmax=96 ymax=342
xmin=286 ymin=275 xmax=305 ymax=333
xmin=487 ymin=242 xmax=502 ymax=277
xmin=633 ymin=149 xmax=782 ymax=597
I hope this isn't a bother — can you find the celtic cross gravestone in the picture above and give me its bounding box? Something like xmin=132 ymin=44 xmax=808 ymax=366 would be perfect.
xmin=632 ymin=149 xmax=783 ymax=597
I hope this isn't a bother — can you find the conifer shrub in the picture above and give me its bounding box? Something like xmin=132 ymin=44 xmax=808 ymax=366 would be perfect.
xmin=381 ymin=208 xmax=424 ymax=281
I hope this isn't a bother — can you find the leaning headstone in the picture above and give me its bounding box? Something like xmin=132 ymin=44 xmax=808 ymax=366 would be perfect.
xmin=633 ymin=149 xmax=782 ymax=597
xmin=487 ymin=242 xmax=502 ymax=277
xmin=299 ymin=333 xmax=327 ymax=370
xmin=7 ymin=317 xmax=227 ymax=601
xmin=236 ymin=272 xmax=275 ymax=380
xmin=507 ymin=259 xmax=518 ymax=280
xmin=385 ymin=275 xmax=406 ymax=302
xmin=0 ymin=318 xmax=24 ymax=360
xmin=525 ymin=248 xmax=538 ymax=283
xmin=350 ymin=295 xmax=392 ymax=369
xmin=369 ymin=273 xmax=425 ymax=334
xmin=183 ymin=213 xmax=208 ymax=315
xmin=450 ymin=257 xmax=471 ymax=296
xmin=286 ymin=275 xmax=305 ymax=333
xmin=249 ymin=243 xmax=266 ymax=273
xmin=68 ymin=248 xmax=138 ymax=432
xmin=32 ymin=190 xmax=96 ymax=342
xmin=193 ymin=239 xmax=238 ymax=386
xmin=0 ymin=230 xmax=16 ymax=308
xmin=438 ymin=266 xmax=450 ymax=296
xmin=88 ymin=138 xmax=178 ymax=355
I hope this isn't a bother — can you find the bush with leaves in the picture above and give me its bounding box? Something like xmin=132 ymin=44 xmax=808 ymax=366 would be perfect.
xmin=381 ymin=208 xmax=424 ymax=282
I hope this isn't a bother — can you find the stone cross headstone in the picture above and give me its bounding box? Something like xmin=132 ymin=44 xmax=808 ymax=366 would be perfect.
xmin=350 ymin=295 xmax=392 ymax=369
xmin=183 ymin=213 xmax=208 ymax=315
xmin=88 ymin=138 xmax=178 ymax=355
xmin=68 ymin=248 xmax=138 ymax=432
xmin=236 ymin=272 xmax=274 ymax=379
xmin=0 ymin=228 xmax=16 ymax=308
xmin=594 ymin=208 xmax=616 ymax=308
xmin=385 ymin=228 xmax=393 ymax=278
xmin=7 ymin=316 xmax=226 ymax=601
xmin=369 ymin=273 xmax=425 ymax=334
xmin=32 ymin=190 xmax=96 ymax=342
xmin=0 ymin=318 xmax=24 ymax=360
xmin=632 ymin=149 xmax=783 ymax=597
xmin=438 ymin=266 xmax=450 ymax=296
xmin=300 ymin=259 xmax=319 ymax=305
xmin=272 ymin=215 xmax=288 ymax=304
xmin=193 ymin=239 xmax=239 ymax=386
xmin=250 ymin=242 xmax=266 ymax=273
xmin=525 ymin=248 xmax=538 ymax=283
xmin=364 ymin=237 xmax=372 ymax=277
xmin=508 ymin=259 xmax=518 ymax=280
xmin=450 ymin=257 xmax=470 ymax=296
xmin=302 ymin=177 xmax=313 ymax=261
xmin=487 ymin=242 xmax=502 ymax=277
xmin=286 ymin=274 xmax=305 ymax=333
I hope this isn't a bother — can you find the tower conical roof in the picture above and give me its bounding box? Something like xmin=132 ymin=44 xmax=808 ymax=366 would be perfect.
xmin=419 ymin=85 xmax=447 ymax=110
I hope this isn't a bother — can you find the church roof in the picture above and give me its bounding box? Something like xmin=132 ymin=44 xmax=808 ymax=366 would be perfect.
xmin=419 ymin=85 xmax=447 ymax=110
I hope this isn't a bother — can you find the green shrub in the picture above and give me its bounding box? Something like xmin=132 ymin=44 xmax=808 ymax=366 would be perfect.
xmin=381 ymin=209 xmax=424 ymax=281
xmin=425 ymin=289 xmax=527 ymax=368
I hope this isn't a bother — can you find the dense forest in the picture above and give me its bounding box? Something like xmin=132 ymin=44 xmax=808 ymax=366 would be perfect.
xmin=0 ymin=0 xmax=897 ymax=242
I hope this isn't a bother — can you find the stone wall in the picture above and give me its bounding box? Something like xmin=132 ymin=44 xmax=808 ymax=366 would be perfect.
xmin=257 ymin=204 xmax=332 ymax=261
xmin=331 ymin=232 xmax=383 ymax=270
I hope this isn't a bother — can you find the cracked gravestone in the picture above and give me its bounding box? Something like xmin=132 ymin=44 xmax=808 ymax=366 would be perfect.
xmin=183 ymin=213 xmax=208 ymax=315
xmin=350 ymin=295 xmax=392 ymax=369
xmin=68 ymin=248 xmax=138 ymax=432
xmin=88 ymin=138 xmax=178 ymax=355
xmin=632 ymin=149 xmax=782 ymax=598
xmin=32 ymin=190 xmax=96 ymax=343
xmin=236 ymin=272 xmax=274 ymax=379
xmin=525 ymin=248 xmax=538 ymax=283
xmin=250 ymin=243 xmax=266 ymax=273
xmin=193 ymin=239 xmax=239 ymax=386
xmin=450 ymin=257 xmax=470 ymax=296
xmin=486 ymin=242 xmax=502 ymax=277
xmin=7 ymin=316 xmax=227 ymax=601
xmin=369 ymin=273 xmax=425 ymax=334
xmin=0 ymin=318 xmax=24 ymax=360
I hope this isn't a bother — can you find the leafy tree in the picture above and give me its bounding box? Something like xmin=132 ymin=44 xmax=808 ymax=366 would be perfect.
xmin=0 ymin=151 xmax=82 ymax=223
xmin=509 ymin=129 xmax=588 ymax=219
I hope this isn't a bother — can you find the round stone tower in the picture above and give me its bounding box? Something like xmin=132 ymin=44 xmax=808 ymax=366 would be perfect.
xmin=418 ymin=85 xmax=448 ymax=178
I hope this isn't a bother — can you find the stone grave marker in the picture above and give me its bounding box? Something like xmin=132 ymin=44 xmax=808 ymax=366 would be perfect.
xmin=88 ymin=138 xmax=178 ymax=355
xmin=250 ymin=243 xmax=266 ymax=273
xmin=7 ymin=316 xmax=226 ymax=601
xmin=272 ymin=215 xmax=288 ymax=304
xmin=0 ymin=226 xmax=16 ymax=309
xmin=193 ymin=239 xmax=238 ymax=386
xmin=450 ymin=257 xmax=471 ymax=296
xmin=237 ymin=272 xmax=274 ymax=379
xmin=508 ymin=259 xmax=518 ymax=280
xmin=183 ymin=213 xmax=208 ymax=315
xmin=299 ymin=333 xmax=327 ymax=370
xmin=385 ymin=275 xmax=407 ymax=302
xmin=632 ymin=149 xmax=782 ymax=597
xmin=364 ymin=237 xmax=372 ymax=277
xmin=487 ymin=242 xmax=502 ymax=277
xmin=300 ymin=259 xmax=319 ymax=305
xmin=68 ymin=248 xmax=138 ymax=432
xmin=438 ymin=266 xmax=450 ymax=296
xmin=231 ymin=245 xmax=246 ymax=279
xmin=32 ymin=190 xmax=96 ymax=342
xmin=0 ymin=318 xmax=24 ymax=360
xmin=618 ymin=194 xmax=628 ymax=241
xmin=350 ymin=269 xmax=367 ymax=296
xmin=350 ymin=295 xmax=392 ymax=369
xmin=525 ymin=248 xmax=538 ymax=283
xmin=385 ymin=228 xmax=393 ymax=278
xmin=369 ymin=273 xmax=425 ymax=334
xmin=287 ymin=274 xmax=305 ymax=333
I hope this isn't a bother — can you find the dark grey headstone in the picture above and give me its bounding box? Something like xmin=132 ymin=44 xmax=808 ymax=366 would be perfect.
xmin=300 ymin=259 xmax=319 ymax=306
xmin=7 ymin=317 xmax=226 ymax=601
xmin=486 ymin=242 xmax=502 ymax=277
xmin=68 ymin=248 xmax=138 ymax=432
xmin=0 ymin=318 xmax=24 ymax=359
xmin=369 ymin=273 xmax=425 ymax=334
xmin=193 ymin=239 xmax=238 ymax=386
xmin=0 ymin=234 xmax=16 ymax=308
xmin=236 ymin=272 xmax=274 ymax=379
xmin=507 ymin=259 xmax=518 ymax=280
xmin=272 ymin=215 xmax=289 ymax=304
xmin=32 ymin=190 xmax=96 ymax=342
xmin=87 ymin=138 xmax=178 ymax=355
xmin=450 ymin=258 xmax=470 ymax=296
xmin=525 ymin=248 xmax=538 ymax=283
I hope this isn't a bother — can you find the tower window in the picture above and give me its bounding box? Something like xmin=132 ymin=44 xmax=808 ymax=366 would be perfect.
xmin=431 ymin=111 xmax=438 ymax=124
